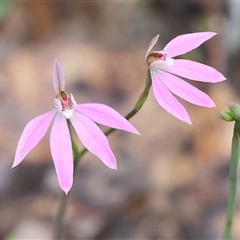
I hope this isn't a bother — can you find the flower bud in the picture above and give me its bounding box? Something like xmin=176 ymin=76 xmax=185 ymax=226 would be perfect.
xmin=219 ymin=111 xmax=234 ymax=122
xmin=229 ymin=103 xmax=240 ymax=122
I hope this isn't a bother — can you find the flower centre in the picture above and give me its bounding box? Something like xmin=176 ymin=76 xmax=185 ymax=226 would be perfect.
xmin=146 ymin=52 xmax=174 ymax=67
xmin=55 ymin=91 xmax=74 ymax=119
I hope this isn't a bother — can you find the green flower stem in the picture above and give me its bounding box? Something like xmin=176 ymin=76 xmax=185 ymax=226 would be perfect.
xmin=223 ymin=122 xmax=240 ymax=240
xmin=75 ymin=70 xmax=152 ymax=165
xmin=53 ymin=190 xmax=69 ymax=240
xmin=53 ymin=70 xmax=151 ymax=239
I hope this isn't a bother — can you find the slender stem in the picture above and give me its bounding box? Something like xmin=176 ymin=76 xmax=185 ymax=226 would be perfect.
xmin=53 ymin=191 xmax=69 ymax=239
xmin=53 ymin=70 xmax=151 ymax=239
xmin=223 ymin=122 xmax=240 ymax=240
xmin=75 ymin=70 xmax=152 ymax=166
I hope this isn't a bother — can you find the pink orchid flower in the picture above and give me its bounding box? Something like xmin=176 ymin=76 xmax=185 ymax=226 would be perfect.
xmin=12 ymin=58 xmax=139 ymax=194
xmin=145 ymin=32 xmax=226 ymax=124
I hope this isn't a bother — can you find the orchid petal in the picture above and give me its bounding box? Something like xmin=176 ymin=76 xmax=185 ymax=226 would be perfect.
xmin=70 ymin=111 xmax=117 ymax=169
xmin=13 ymin=110 xmax=57 ymax=168
xmin=163 ymin=32 xmax=216 ymax=58
xmin=52 ymin=58 xmax=65 ymax=93
xmin=157 ymin=70 xmax=215 ymax=107
xmin=70 ymin=94 xmax=78 ymax=107
xmin=54 ymin=98 xmax=62 ymax=112
xmin=151 ymin=70 xmax=192 ymax=124
xmin=50 ymin=113 xmax=73 ymax=194
xmin=151 ymin=59 xmax=226 ymax=83
xmin=76 ymin=103 xmax=140 ymax=135
xmin=145 ymin=34 xmax=160 ymax=62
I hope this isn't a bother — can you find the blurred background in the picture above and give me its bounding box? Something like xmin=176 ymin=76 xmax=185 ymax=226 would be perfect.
xmin=0 ymin=0 xmax=239 ymax=239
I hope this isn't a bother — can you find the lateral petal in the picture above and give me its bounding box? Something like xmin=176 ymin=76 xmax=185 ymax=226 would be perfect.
xmin=13 ymin=109 xmax=57 ymax=168
xmin=158 ymin=70 xmax=215 ymax=107
xmin=153 ymin=59 xmax=226 ymax=83
xmin=76 ymin=103 xmax=140 ymax=134
xmin=163 ymin=32 xmax=216 ymax=58
xmin=145 ymin=34 xmax=160 ymax=62
xmin=151 ymin=70 xmax=192 ymax=124
xmin=70 ymin=111 xmax=117 ymax=169
xmin=52 ymin=58 xmax=66 ymax=94
xmin=50 ymin=113 xmax=73 ymax=194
